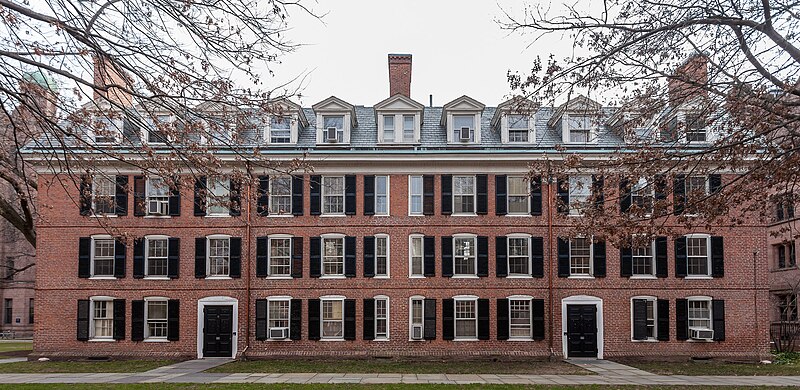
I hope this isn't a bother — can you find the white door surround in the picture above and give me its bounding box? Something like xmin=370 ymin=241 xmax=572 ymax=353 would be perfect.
xmin=561 ymin=295 xmax=604 ymax=359
xmin=196 ymin=296 xmax=239 ymax=359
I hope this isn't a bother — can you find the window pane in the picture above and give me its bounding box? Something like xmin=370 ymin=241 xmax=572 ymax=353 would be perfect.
xmin=410 ymin=176 xmax=423 ymax=214
xmin=322 ymin=300 xmax=343 ymax=338
xmin=454 ymin=238 xmax=475 ymax=275
xmin=93 ymin=175 xmax=116 ymax=214
xmin=507 ymin=177 xmax=529 ymax=214
xmin=208 ymin=238 xmax=230 ymax=276
xmin=207 ymin=177 xmax=230 ymax=215
xmin=147 ymin=238 xmax=168 ymax=276
xmin=455 ymin=300 xmax=477 ymax=338
xmin=93 ymin=301 xmax=113 ymax=338
xmin=688 ymin=300 xmax=711 ymax=329
xmin=411 ymin=299 xmax=423 ymax=325
xmin=510 ymin=300 xmax=531 ymax=338
xmin=632 ymin=240 xmax=654 ymax=276
xmin=323 ymin=116 xmax=343 ymax=129
xmin=375 ymin=236 xmax=388 ymax=276
xmin=146 ymin=301 xmax=168 ymax=338
xmin=323 ymin=238 xmax=344 ymax=275
xmin=375 ymin=176 xmax=388 ymax=215
xmin=93 ymin=239 xmax=115 ymax=276
xmin=508 ymin=114 xmax=527 ymax=129
xmin=269 ymin=238 xmax=292 ymax=276
xmin=270 ymin=176 xmax=292 ymax=214
xmin=403 ymin=115 xmax=415 ymax=141
xmin=508 ymin=237 xmax=529 ymax=275
xmin=323 ymin=177 xmax=345 ymax=214
xmin=454 ymin=176 xmax=475 ymax=214
xmin=570 ymin=238 xmax=591 ymax=275
xmin=410 ymin=237 xmax=423 ymax=276
xmin=375 ymin=299 xmax=388 ymax=338
xmin=453 ymin=115 xmax=474 ymax=142
xmin=687 ymin=237 xmax=709 ymax=275
xmin=568 ymin=175 xmax=591 ymax=214
xmin=268 ymin=300 xmax=290 ymax=330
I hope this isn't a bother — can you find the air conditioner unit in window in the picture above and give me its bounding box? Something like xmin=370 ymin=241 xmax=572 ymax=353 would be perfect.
xmin=459 ymin=126 xmax=471 ymax=141
xmin=411 ymin=325 xmax=423 ymax=340
xmin=689 ymin=328 xmax=714 ymax=340
xmin=326 ymin=127 xmax=338 ymax=142
xmin=269 ymin=327 xmax=289 ymax=340
xmin=148 ymin=200 xmax=169 ymax=216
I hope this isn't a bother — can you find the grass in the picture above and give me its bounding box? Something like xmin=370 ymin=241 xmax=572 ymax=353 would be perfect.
xmin=619 ymin=359 xmax=800 ymax=376
xmin=0 ymin=341 xmax=31 ymax=357
xmin=0 ymin=385 xmax=796 ymax=390
xmin=0 ymin=360 xmax=174 ymax=373
xmin=207 ymin=359 xmax=589 ymax=375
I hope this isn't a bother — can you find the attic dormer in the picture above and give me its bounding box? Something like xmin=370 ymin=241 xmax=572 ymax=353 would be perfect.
xmin=374 ymin=94 xmax=424 ymax=144
xmin=548 ymin=95 xmax=602 ymax=144
xmin=660 ymin=96 xmax=714 ymax=144
xmin=265 ymin=99 xmax=307 ymax=145
xmin=491 ymin=96 xmax=537 ymax=144
xmin=312 ymin=96 xmax=357 ymax=145
xmin=440 ymin=95 xmax=485 ymax=144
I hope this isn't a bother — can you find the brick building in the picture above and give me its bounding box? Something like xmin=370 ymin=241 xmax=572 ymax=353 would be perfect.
xmin=26 ymin=54 xmax=770 ymax=360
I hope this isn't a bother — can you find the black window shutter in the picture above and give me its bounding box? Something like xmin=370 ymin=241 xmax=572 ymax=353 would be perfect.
xmin=78 ymin=237 xmax=91 ymax=278
xmin=194 ymin=176 xmax=207 ymax=216
xmin=632 ymin=299 xmax=648 ymax=340
xmin=711 ymin=236 xmax=724 ymax=277
xmin=778 ymin=202 xmax=785 ymax=221
xmin=654 ymin=175 xmax=667 ymax=201
xmin=309 ymin=175 xmax=321 ymax=215
xmin=496 ymin=298 xmax=509 ymax=340
xmin=593 ymin=241 xmax=606 ymax=277
xmin=344 ymin=236 xmax=356 ymax=277
xmin=344 ymin=175 xmax=357 ymax=215
xmin=167 ymin=238 xmax=180 ymax=279
xmin=441 ymin=236 xmax=453 ymax=277
xmin=168 ymin=178 xmax=181 ymax=216
xmin=477 ymin=236 xmax=489 ymax=277
xmin=363 ymin=175 xmax=375 ymax=216
xmin=115 ymin=175 xmax=128 ymax=216
xmin=495 ymin=175 xmax=507 ymax=216
xmin=308 ymin=299 xmax=320 ymax=340
xmin=557 ymin=238 xmax=570 ymax=277
xmin=529 ymin=176 xmax=542 ymax=216
xmin=619 ymin=177 xmax=631 ymax=213
xmin=112 ymin=299 xmax=125 ymax=340
xmin=167 ymin=299 xmax=180 ymax=341
xmin=675 ymin=236 xmax=688 ymax=277
xmin=256 ymin=237 xmax=268 ymax=277
xmin=77 ymin=299 xmax=90 ymax=341
xmin=476 ymin=174 xmax=488 ymax=215
xmin=495 ymin=236 xmax=508 ymax=277
xmin=620 ymin=245 xmax=632 ymax=277
xmin=291 ymin=237 xmax=303 ymax=278
xmin=131 ymin=300 xmax=144 ymax=341
xmin=290 ymin=299 xmax=302 ymax=340
xmin=255 ymin=299 xmax=267 ymax=340
xmin=114 ymin=239 xmax=126 ymax=278
xmin=709 ymin=174 xmax=722 ymax=194
xmin=531 ymin=237 xmax=544 ymax=278
xmin=676 ymin=299 xmax=689 ymax=340
xmin=423 ymin=236 xmax=436 ymax=277
xmin=655 ymin=237 xmax=668 ymax=278
xmin=657 ymin=299 xmax=670 ymax=341
xmin=712 ymin=299 xmax=725 ymax=341
xmin=592 ymin=175 xmax=604 ymax=209
xmin=441 ymin=175 xmax=452 ymax=215
xmin=257 ymin=176 xmax=269 ymax=216
xmin=363 ymin=236 xmax=375 ymax=277
xmin=228 ymin=179 xmax=241 ymax=216
xmin=133 ymin=238 xmax=145 ymax=278
xmin=79 ymin=175 xmax=91 ymax=216
xmin=422 ymin=175 xmax=435 ymax=216
xmin=344 ymin=299 xmax=356 ymax=340
xmin=194 ymin=237 xmax=207 ymax=278
xmin=532 ymin=299 xmax=545 ymax=340
xmin=133 ymin=176 xmax=146 ymax=216
xmin=423 ymin=299 xmax=437 ymax=340
xmin=292 ymin=175 xmax=304 ymax=216
xmin=673 ymin=174 xmax=686 ymax=215
xmin=363 ymin=298 xmax=375 ymax=340
xmin=557 ymin=177 xmax=569 ymax=214
xmin=229 ymin=237 xmax=242 ymax=278
xmin=309 ymin=237 xmax=321 ymax=277
xmin=477 ymin=298 xmax=490 ymax=340
xmin=442 ymin=299 xmax=454 ymax=341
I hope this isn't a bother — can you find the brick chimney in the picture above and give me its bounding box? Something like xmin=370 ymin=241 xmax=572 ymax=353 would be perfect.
xmin=388 ymin=54 xmax=412 ymax=98
xmin=668 ymin=54 xmax=708 ymax=106
xmin=93 ymin=55 xmax=133 ymax=107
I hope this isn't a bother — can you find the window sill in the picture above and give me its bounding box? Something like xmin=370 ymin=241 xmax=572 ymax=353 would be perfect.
xmin=266 ymin=338 xmax=293 ymax=342
xmin=319 ymin=338 xmax=346 ymax=342
xmin=373 ymin=275 xmax=390 ymax=279
xmin=144 ymin=215 xmax=172 ymax=219
xmin=567 ymin=213 xmax=584 ymax=217
xmin=506 ymin=214 xmax=532 ymax=217
xmin=409 ymin=275 xmax=426 ymax=279
xmin=686 ymin=338 xmax=714 ymax=343
xmin=452 ymin=275 xmax=479 ymax=279
xmin=265 ymin=276 xmax=293 ymax=280
xmin=408 ymin=213 xmax=425 ymax=217
xmin=320 ymin=214 xmax=347 ymax=218
xmin=372 ymin=338 xmax=390 ymax=342
xmin=205 ymin=276 xmax=233 ymax=280
xmin=144 ymin=276 xmax=170 ymax=281
xmin=90 ymin=214 xmax=118 ymax=218
xmin=684 ymin=275 xmax=713 ymax=280
xmin=568 ymin=275 xmax=595 ymax=280
xmin=630 ymin=275 xmax=657 ymax=280
xmin=631 ymin=339 xmax=659 ymax=343
xmin=89 ymin=276 xmax=117 ymax=280
xmin=89 ymin=338 xmax=116 ymax=342
xmin=372 ymin=214 xmax=391 ymax=217
xmin=205 ymin=215 xmax=231 ymax=218
xmin=508 ymin=338 xmax=535 ymax=342
xmin=320 ymin=275 xmax=346 ymax=279
xmin=453 ymin=338 xmax=479 ymax=342
xmin=451 ymin=213 xmax=477 ymax=217
xmin=507 ymin=275 xmax=533 ymax=279
xmin=266 ymin=214 xmax=294 ymax=218
xmin=773 ymin=266 xmax=799 ymax=272
xmin=144 ymin=338 xmax=170 ymax=343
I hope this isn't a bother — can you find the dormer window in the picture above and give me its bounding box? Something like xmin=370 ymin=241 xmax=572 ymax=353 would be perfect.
xmin=567 ymin=115 xmax=593 ymax=143
xmin=269 ymin=116 xmax=292 ymax=144
xmin=145 ymin=114 xmax=171 ymax=144
xmin=684 ymin=113 xmax=706 ymax=142
xmin=493 ymin=97 xmax=537 ymax=145
xmin=323 ymin=116 xmax=344 ymax=143
xmin=313 ymin=96 xmax=356 ymax=145
xmin=383 ymin=116 xmax=395 ymax=142
xmin=402 ymin=115 xmax=414 ymax=142
xmin=550 ymin=96 xmax=601 ymax=145
xmin=92 ymin=116 xmax=124 ymax=144
xmin=441 ymin=95 xmax=485 ymax=145
xmin=507 ymin=114 xmax=530 ymax=143
xmin=453 ymin=115 xmax=475 ymax=142
xmin=374 ymin=95 xmax=423 ymax=144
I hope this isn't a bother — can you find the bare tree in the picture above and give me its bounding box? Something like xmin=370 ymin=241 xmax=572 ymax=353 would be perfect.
xmin=771 ymin=274 xmax=800 ymax=352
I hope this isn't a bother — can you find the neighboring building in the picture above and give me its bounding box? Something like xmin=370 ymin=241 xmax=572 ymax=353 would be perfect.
xmin=25 ymin=54 xmax=770 ymax=360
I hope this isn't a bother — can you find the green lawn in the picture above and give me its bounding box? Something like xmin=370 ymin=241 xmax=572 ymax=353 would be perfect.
xmin=0 ymin=360 xmax=174 ymax=373
xmin=208 ymin=359 xmax=588 ymax=375
xmin=621 ymin=360 xmax=800 ymax=376
xmin=0 ymin=384 xmax=796 ymax=390
xmin=0 ymin=341 xmax=32 ymax=354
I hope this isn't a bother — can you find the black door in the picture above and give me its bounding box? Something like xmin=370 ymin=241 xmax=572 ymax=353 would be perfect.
xmin=566 ymin=304 xmax=598 ymax=358
xmin=203 ymin=305 xmax=233 ymax=357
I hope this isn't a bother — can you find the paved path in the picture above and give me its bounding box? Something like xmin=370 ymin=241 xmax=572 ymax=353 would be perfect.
xmin=0 ymin=358 xmax=799 ymax=386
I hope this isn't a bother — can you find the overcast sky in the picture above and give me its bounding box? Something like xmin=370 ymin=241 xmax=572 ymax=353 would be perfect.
xmin=267 ymin=0 xmax=562 ymax=107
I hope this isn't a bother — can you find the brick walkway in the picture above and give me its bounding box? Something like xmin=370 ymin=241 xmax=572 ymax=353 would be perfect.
xmin=0 ymin=358 xmax=799 ymax=386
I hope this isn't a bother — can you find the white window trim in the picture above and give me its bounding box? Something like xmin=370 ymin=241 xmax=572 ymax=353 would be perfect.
xmin=267 ymin=234 xmax=294 ymax=279
xmin=568 ymin=236 xmax=594 ymax=279
xmin=373 ymin=175 xmax=390 ymax=216
xmin=88 ymin=296 xmax=115 ymax=341
xmin=268 ymin=176 xmax=293 ymax=216
xmin=685 ymin=233 xmax=712 ymax=279
xmin=320 ymin=295 xmax=346 ymax=341
xmin=317 ymin=113 xmax=350 ymax=145
xmin=507 ymin=295 xmax=534 ymax=341
xmin=452 ymin=234 xmax=478 ymax=278
xmin=143 ymin=296 xmax=170 ymax=342
xmin=502 ymin=113 xmax=535 ymax=144
xmin=142 ymin=114 xmax=175 ymax=145
xmin=408 ymin=175 xmax=424 ymax=216
xmin=144 ymin=235 xmax=170 ymax=280
xmin=446 ymin=112 xmax=482 ymax=144
xmin=90 ymin=235 xmax=116 ymax=280
xmin=562 ymin=112 xmax=598 ymax=144
xmin=373 ymin=295 xmax=390 ymax=341
xmin=321 ymin=176 xmax=346 ymax=216
xmin=675 ymin=110 xmax=712 ymax=144
xmin=686 ymin=295 xmax=714 ymax=341
xmin=373 ymin=234 xmax=390 ymax=278
xmin=568 ymin=174 xmax=592 ymax=217
xmin=205 ymin=177 xmax=230 ymax=217
xmin=408 ymin=234 xmax=425 ymax=278
xmin=320 ymin=233 xmax=346 ymax=278
xmin=408 ymin=295 xmax=426 ymax=341
xmin=91 ymin=174 xmax=117 ymax=217
xmin=453 ymin=295 xmax=479 ymax=341
xmin=91 ymin=117 xmax=124 ymax=145
xmin=377 ymin=113 xmax=421 ymax=144
xmin=206 ymin=234 xmax=232 ymax=279
xmin=506 ymin=176 xmax=531 ymax=215
xmin=266 ymin=296 xmax=292 ymax=341
xmin=265 ymin=113 xmax=299 ymax=145
xmin=630 ymin=296 xmax=658 ymax=342
xmin=507 ymin=234 xmax=532 ymax=277
xmin=630 ymin=237 xmax=656 ymax=279
xmin=452 ymin=175 xmax=477 ymax=216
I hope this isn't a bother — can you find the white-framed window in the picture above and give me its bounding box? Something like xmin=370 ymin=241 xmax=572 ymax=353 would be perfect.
xmin=508 ymin=235 xmax=531 ymax=276
xmin=146 ymin=177 xmax=170 ymax=216
xmin=453 ymin=235 xmax=477 ymax=276
xmin=321 ymin=297 xmax=344 ymax=339
xmin=569 ymin=237 xmax=592 ymax=276
xmin=566 ymin=115 xmax=593 ymax=143
xmin=207 ymin=235 xmax=231 ymax=277
xmin=92 ymin=175 xmax=116 ymax=215
xmin=409 ymin=176 xmax=423 ymax=215
xmin=409 ymin=235 xmax=424 ymax=277
xmin=383 ymin=115 xmax=395 ymax=142
xmin=684 ymin=113 xmax=707 ymax=143
xmin=269 ymin=116 xmax=292 ymax=144
xmin=685 ymin=176 xmax=709 ymax=213
xmin=91 ymin=236 xmax=115 ymax=277
xmin=145 ymin=298 xmax=168 ymax=339
xmin=507 ymin=114 xmax=530 ymax=143
xmin=322 ymin=235 xmax=344 ymax=276
xmin=92 ymin=116 xmax=123 ymax=144
xmin=375 ymin=296 xmax=389 ymax=340
xmin=375 ymin=235 xmax=389 ymax=277
xmin=509 ymin=296 xmax=532 ymax=339
xmin=322 ymin=176 xmax=345 ymax=215
xmin=269 ymin=176 xmax=292 ymax=215
xmin=91 ymin=298 xmax=114 ymax=339
xmin=454 ymin=296 xmax=478 ymax=340
xmin=631 ymin=296 xmax=658 ymax=341
xmin=631 ymin=178 xmax=654 ymax=214
xmin=409 ymin=296 xmax=425 ymax=340
xmin=688 ymin=296 xmax=712 ymax=330
xmin=145 ymin=114 xmax=171 ymax=144
xmin=269 ymin=236 xmax=292 ymax=277
xmin=402 ymin=115 xmax=415 ymax=142
xmin=206 ymin=177 xmax=230 ymax=216
xmin=268 ymin=298 xmax=290 ymax=338
xmin=507 ymin=176 xmax=530 ymax=214
xmin=145 ymin=235 xmax=168 ymax=277
xmin=453 ymin=114 xmax=475 ymax=142
xmin=568 ymin=174 xmax=592 ymax=215
xmin=686 ymin=234 xmax=711 ymax=276
xmin=453 ymin=175 xmax=476 ymax=214
xmin=374 ymin=176 xmax=389 ymax=216
xmin=632 ymin=238 xmax=655 ymax=277
xmin=323 ymin=115 xmax=345 ymax=143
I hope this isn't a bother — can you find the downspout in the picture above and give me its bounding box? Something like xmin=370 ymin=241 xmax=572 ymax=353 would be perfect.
xmin=242 ymin=163 xmax=253 ymax=360
xmin=753 ymin=249 xmax=761 ymax=361
xmin=546 ymin=164 xmax=555 ymax=360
